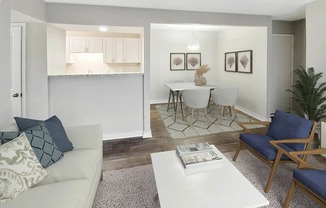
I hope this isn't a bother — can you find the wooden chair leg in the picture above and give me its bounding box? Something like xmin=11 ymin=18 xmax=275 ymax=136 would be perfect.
xmin=265 ymin=151 xmax=282 ymax=193
xmin=228 ymin=106 xmax=232 ymax=117
xmin=222 ymin=106 xmax=225 ymax=117
xmin=204 ymin=108 xmax=210 ymax=126
xmin=232 ymin=105 xmax=238 ymax=123
xmin=283 ymin=180 xmax=296 ymax=208
xmin=233 ymin=141 xmax=243 ymax=161
xmin=190 ymin=108 xmax=195 ymax=128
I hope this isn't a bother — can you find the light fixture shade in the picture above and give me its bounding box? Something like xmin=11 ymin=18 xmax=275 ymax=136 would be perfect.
xmin=187 ymin=33 xmax=200 ymax=50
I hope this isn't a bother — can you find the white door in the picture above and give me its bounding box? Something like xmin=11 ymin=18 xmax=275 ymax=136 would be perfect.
xmin=270 ymin=35 xmax=293 ymax=113
xmin=10 ymin=25 xmax=24 ymax=117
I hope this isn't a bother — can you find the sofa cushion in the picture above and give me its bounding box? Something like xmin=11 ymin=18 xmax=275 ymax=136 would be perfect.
xmin=266 ymin=110 xmax=313 ymax=151
xmin=0 ymin=180 xmax=92 ymax=208
xmin=293 ymin=169 xmax=326 ymax=201
xmin=0 ymin=134 xmax=48 ymax=204
xmin=36 ymin=149 xmax=101 ymax=186
xmin=14 ymin=116 xmax=74 ymax=152
xmin=240 ymin=133 xmax=294 ymax=160
xmin=0 ymin=122 xmax=64 ymax=168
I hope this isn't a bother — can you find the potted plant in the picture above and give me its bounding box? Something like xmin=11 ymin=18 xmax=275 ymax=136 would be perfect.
xmin=287 ymin=66 xmax=326 ymax=148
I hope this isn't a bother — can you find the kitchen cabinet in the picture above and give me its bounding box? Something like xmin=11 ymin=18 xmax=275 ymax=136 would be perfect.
xmin=103 ymin=38 xmax=141 ymax=63
xmin=66 ymin=37 xmax=73 ymax=63
xmin=69 ymin=37 xmax=103 ymax=53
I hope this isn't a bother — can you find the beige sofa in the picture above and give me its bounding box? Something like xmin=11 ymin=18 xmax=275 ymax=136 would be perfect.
xmin=1 ymin=124 xmax=103 ymax=208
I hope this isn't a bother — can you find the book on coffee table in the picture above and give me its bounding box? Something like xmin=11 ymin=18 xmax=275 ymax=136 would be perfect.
xmin=179 ymin=147 xmax=223 ymax=175
xmin=180 ymin=150 xmax=222 ymax=168
xmin=176 ymin=142 xmax=212 ymax=156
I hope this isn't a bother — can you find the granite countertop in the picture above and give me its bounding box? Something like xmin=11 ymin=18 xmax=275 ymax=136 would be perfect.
xmin=48 ymin=72 xmax=144 ymax=78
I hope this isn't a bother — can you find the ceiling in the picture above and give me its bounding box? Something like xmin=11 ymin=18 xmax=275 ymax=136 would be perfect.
xmin=44 ymin=0 xmax=315 ymax=21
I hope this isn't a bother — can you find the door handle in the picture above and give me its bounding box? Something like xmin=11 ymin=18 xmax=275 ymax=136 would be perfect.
xmin=12 ymin=93 xmax=19 ymax=97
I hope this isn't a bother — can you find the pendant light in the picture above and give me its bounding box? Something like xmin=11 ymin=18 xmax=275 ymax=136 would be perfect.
xmin=187 ymin=25 xmax=200 ymax=50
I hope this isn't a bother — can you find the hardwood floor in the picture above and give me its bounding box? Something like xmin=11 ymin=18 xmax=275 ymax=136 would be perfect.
xmin=102 ymin=104 xmax=266 ymax=171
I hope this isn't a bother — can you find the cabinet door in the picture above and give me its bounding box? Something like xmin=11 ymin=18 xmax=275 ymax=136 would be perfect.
xmin=124 ymin=38 xmax=141 ymax=63
xmin=103 ymin=38 xmax=115 ymax=63
xmin=104 ymin=38 xmax=124 ymax=63
xmin=114 ymin=38 xmax=124 ymax=63
xmin=87 ymin=37 xmax=103 ymax=53
xmin=65 ymin=37 xmax=73 ymax=63
xmin=69 ymin=37 xmax=87 ymax=53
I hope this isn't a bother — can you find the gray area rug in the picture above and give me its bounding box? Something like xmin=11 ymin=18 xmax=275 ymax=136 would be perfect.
xmin=93 ymin=150 xmax=324 ymax=208
xmin=155 ymin=104 xmax=262 ymax=139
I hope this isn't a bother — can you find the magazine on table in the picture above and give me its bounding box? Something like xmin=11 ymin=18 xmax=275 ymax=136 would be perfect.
xmin=176 ymin=142 xmax=213 ymax=156
xmin=180 ymin=150 xmax=222 ymax=169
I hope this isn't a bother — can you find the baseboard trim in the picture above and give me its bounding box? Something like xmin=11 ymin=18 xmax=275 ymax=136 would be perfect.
xmin=103 ymin=131 xmax=143 ymax=141
xmin=235 ymin=106 xmax=270 ymax=121
xmin=150 ymin=99 xmax=167 ymax=104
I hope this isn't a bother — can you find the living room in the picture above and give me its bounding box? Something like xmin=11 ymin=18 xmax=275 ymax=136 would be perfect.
xmin=0 ymin=0 xmax=325 ymax=207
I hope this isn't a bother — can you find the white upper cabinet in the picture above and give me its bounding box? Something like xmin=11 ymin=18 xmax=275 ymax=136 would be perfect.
xmin=66 ymin=37 xmax=73 ymax=63
xmin=103 ymin=38 xmax=141 ymax=63
xmin=124 ymin=38 xmax=141 ymax=63
xmin=69 ymin=37 xmax=103 ymax=53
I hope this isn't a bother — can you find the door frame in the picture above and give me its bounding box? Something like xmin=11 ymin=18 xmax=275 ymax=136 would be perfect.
xmin=11 ymin=23 xmax=26 ymax=117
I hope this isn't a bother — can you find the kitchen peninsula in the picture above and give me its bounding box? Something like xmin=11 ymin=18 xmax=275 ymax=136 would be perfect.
xmin=47 ymin=24 xmax=146 ymax=141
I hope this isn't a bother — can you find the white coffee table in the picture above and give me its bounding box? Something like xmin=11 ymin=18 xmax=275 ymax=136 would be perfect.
xmin=151 ymin=146 xmax=269 ymax=208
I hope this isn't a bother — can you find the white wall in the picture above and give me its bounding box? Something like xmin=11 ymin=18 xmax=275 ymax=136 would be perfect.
xmin=306 ymin=0 xmax=326 ymax=83
xmin=150 ymin=30 xmax=218 ymax=103
xmin=47 ymin=25 xmax=66 ymax=75
xmin=48 ymin=75 xmax=144 ymax=140
xmin=25 ymin=23 xmax=49 ymax=118
xmin=216 ymin=27 xmax=268 ymax=120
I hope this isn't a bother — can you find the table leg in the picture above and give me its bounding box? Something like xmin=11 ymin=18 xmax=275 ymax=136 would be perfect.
xmin=174 ymin=91 xmax=180 ymax=121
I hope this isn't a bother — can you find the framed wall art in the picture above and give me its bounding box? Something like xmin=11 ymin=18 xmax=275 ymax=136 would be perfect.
xmin=186 ymin=53 xmax=201 ymax=70
xmin=170 ymin=53 xmax=185 ymax=71
xmin=237 ymin=50 xmax=252 ymax=73
xmin=225 ymin=52 xmax=237 ymax=72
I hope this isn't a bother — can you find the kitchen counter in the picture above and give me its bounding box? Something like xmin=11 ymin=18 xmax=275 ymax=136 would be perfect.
xmin=48 ymin=72 xmax=143 ymax=78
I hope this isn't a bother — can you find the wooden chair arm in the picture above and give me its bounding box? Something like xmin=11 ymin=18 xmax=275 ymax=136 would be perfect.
xmin=269 ymin=138 xmax=311 ymax=166
xmin=289 ymin=148 xmax=326 ymax=169
xmin=239 ymin=121 xmax=270 ymax=133
xmin=290 ymin=148 xmax=326 ymax=156
xmin=269 ymin=138 xmax=310 ymax=145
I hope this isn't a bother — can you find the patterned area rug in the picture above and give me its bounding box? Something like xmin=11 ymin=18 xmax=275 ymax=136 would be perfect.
xmin=155 ymin=104 xmax=261 ymax=139
xmin=93 ymin=150 xmax=324 ymax=208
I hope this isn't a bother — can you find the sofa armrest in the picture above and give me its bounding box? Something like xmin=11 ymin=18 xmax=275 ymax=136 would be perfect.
xmin=64 ymin=124 xmax=102 ymax=150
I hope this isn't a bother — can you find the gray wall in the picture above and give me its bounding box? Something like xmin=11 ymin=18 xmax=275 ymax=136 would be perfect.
xmin=0 ymin=0 xmax=47 ymax=128
xmin=0 ymin=0 xmax=12 ymax=128
xmin=46 ymin=3 xmax=273 ymax=126
xmin=272 ymin=20 xmax=293 ymax=34
xmin=0 ymin=1 xmax=274 ymax=131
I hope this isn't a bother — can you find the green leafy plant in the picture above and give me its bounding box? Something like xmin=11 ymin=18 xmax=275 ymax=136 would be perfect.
xmin=287 ymin=66 xmax=326 ymax=121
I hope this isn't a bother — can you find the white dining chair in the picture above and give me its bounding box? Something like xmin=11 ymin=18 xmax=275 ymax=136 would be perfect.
xmin=211 ymin=87 xmax=239 ymax=123
xmin=181 ymin=88 xmax=211 ymax=127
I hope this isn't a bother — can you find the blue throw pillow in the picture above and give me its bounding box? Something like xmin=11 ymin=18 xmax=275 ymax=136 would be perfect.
xmin=267 ymin=110 xmax=313 ymax=150
xmin=14 ymin=116 xmax=74 ymax=152
xmin=0 ymin=122 xmax=64 ymax=168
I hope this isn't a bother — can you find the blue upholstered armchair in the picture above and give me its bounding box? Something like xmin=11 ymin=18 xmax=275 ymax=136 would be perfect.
xmin=233 ymin=110 xmax=317 ymax=193
xmin=283 ymin=148 xmax=326 ymax=207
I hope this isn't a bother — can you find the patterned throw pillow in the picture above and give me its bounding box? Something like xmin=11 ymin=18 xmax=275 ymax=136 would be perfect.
xmin=0 ymin=134 xmax=48 ymax=204
xmin=14 ymin=116 xmax=74 ymax=152
xmin=0 ymin=122 xmax=64 ymax=168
